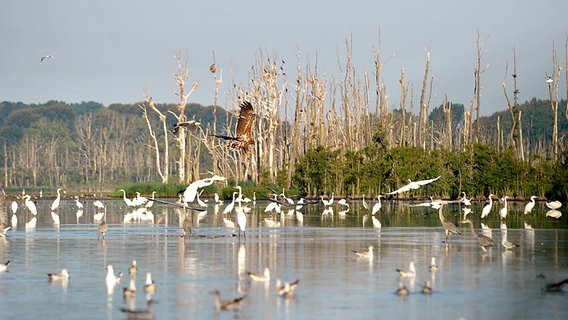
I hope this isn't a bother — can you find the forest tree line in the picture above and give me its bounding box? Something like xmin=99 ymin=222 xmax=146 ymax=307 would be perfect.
xmin=1 ymin=42 xmax=568 ymax=200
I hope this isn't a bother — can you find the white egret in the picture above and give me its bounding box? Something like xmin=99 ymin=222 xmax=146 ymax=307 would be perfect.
xmin=50 ymin=188 xmax=63 ymax=211
xmin=499 ymin=195 xmax=509 ymax=220
xmin=75 ymin=196 xmax=84 ymax=209
xmin=145 ymin=191 xmax=156 ymax=208
xmin=371 ymin=195 xmax=382 ymax=215
xmin=337 ymin=198 xmax=349 ymax=207
xmin=321 ymin=193 xmax=334 ymax=206
xmin=119 ymin=189 xmax=136 ymax=207
xmin=223 ymin=192 xmax=237 ymax=214
xmin=93 ymin=199 xmax=105 ymax=210
xmin=386 ymin=175 xmax=441 ymax=195
xmin=24 ymin=195 xmax=37 ymax=216
xmin=460 ymin=192 xmax=472 ymax=206
xmin=545 ymin=200 xmax=562 ymax=210
xmin=183 ymin=175 xmax=226 ymax=204
xmin=11 ymin=201 xmax=18 ymax=214
xmin=236 ymin=205 xmax=247 ymax=240
xmin=480 ymin=194 xmax=493 ymax=219
xmin=524 ymin=195 xmax=536 ymax=214
xmin=362 ymin=194 xmax=369 ymax=210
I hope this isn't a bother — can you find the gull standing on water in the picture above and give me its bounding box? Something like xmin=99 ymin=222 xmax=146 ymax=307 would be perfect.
xmin=429 ymin=257 xmax=438 ymax=272
xmin=276 ymin=279 xmax=300 ymax=299
xmin=123 ymin=276 xmax=137 ymax=299
xmin=396 ymin=261 xmax=416 ymax=278
xmin=129 ymin=260 xmax=139 ymax=276
xmin=144 ymin=272 xmax=157 ymax=295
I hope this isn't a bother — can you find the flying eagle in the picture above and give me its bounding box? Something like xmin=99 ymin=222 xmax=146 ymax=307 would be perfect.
xmin=213 ymin=100 xmax=255 ymax=155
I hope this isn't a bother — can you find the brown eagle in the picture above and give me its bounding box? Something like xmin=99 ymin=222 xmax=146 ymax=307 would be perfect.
xmin=213 ymin=100 xmax=255 ymax=155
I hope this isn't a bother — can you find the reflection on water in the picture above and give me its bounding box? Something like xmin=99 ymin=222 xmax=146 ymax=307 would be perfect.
xmin=0 ymin=198 xmax=567 ymax=319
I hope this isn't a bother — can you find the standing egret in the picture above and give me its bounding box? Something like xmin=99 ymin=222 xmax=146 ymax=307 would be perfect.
xmin=93 ymin=198 xmax=105 ymax=210
xmin=223 ymin=192 xmax=237 ymax=215
xmin=75 ymin=196 xmax=84 ymax=210
xmin=524 ymin=195 xmax=536 ymax=214
xmin=499 ymin=196 xmax=509 ymax=220
xmin=460 ymin=192 xmax=472 ymax=206
xmin=23 ymin=195 xmax=37 ymax=216
xmin=362 ymin=194 xmax=369 ymax=210
xmin=51 ymin=188 xmax=63 ymax=211
xmin=461 ymin=219 xmax=496 ymax=252
xmin=321 ymin=193 xmax=334 ymax=206
xmin=119 ymin=189 xmax=136 ymax=207
xmin=145 ymin=191 xmax=156 ymax=208
xmin=236 ymin=204 xmax=247 ymax=240
xmin=480 ymin=194 xmax=493 ymax=219
xmin=371 ymin=195 xmax=382 ymax=215
xmin=437 ymin=205 xmax=461 ymax=242
xmin=11 ymin=201 xmax=18 ymax=214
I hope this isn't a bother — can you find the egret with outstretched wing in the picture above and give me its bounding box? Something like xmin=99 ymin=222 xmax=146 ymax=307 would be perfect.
xmin=386 ymin=175 xmax=441 ymax=195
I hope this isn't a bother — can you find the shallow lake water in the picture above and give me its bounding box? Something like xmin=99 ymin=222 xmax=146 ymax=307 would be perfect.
xmin=1 ymin=197 xmax=567 ymax=319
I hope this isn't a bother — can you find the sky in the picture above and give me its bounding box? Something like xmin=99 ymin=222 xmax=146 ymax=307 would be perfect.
xmin=1 ymin=0 xmax=567 ymax=116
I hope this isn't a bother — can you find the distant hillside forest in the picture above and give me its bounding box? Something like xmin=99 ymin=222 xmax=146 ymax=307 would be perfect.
xmin=1 ymin=96 xmax=567 ymax=200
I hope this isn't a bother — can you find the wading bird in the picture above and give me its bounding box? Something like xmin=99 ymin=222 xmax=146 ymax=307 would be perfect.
xmin=144 ymin=272 xmax=156 ymax=295
xmin=386 ymin=175 xmax=441 ymax=195
xmin=499 ymin=195 xmax=509 ymax=220
xmin=437 ymin=205 xmax=461 ymax=242
xmin=51 ymin=188 xmax=63 ymax=211
xmin=24 ymin=195 xmax=37 ymax=216
xmin=524 ymin=195 xmax=536 ymax=214
xmin=97 ymin=209 xmax=107 ymax=240
xmin=461 ymin=219 xmax=496 ymax=252
xmin=480 ymin=194 xmax=494 ymax=219
xmin=371 ymin=195 xmax=382 ymax=215
xmin=75 ymin=196 xmax=84 ymax=210
xmin=213 ymin=100 xmax=255 ymax=156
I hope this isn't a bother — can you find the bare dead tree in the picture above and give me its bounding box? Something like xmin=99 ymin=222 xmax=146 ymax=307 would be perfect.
xmin=547 ymin=42 xmax=562 ymax=162
xmin=474 ymin=32 xmax=490 ymax=142
xmin=418 ymin=49 xmax=432 ymax=149
xmin=140 ymin=95 xmax=168 ymax=183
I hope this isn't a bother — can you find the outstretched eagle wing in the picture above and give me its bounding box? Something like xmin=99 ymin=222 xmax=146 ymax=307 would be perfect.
xmin=235 ymin=101 xmax=255 ymax=144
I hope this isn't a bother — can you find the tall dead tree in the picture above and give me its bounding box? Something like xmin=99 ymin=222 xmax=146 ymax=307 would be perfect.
xmin=140 ymin=96 xmax=169 ymax=183
xmin=474 ymin=32 xmax=490 ymax=142
xmin=418 ymin=49 xmax=433 ymax=149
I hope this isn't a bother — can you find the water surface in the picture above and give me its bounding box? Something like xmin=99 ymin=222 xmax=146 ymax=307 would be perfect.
xmin=1 ymin=198 xmax=567 ymax=319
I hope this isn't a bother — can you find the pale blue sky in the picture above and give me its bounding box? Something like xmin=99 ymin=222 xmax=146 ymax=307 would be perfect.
xmin=1 ymin=0 xmax=566 ymax=115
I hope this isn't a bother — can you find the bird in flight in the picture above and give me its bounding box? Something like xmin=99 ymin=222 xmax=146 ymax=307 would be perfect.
xmin=41 ymin=55 xmax=55 ymax=62
xmin=386 ymin=175 xmax=441 ymax=195
xmin=172 ymin=119 xmax=201 ymax=134
xmin=213 ymin=100 xmax=255 ymax=155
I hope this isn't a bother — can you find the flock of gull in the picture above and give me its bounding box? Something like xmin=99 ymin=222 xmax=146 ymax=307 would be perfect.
xmin=2 ymin=173 xmax=567 ymax=316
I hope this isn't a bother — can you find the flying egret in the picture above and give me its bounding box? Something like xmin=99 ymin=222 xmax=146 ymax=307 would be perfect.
xmin=480 ymin=194 xmax=494 ymax=219
xmin=524 ymin=195 xmax=536 ymax=214
xmin=50 ymin=188 xmax=63 ymax=211
xmin=183 ymin=175 xmax=226 ymax=205
xmin=386 ymin=175 xmax=441 ymax=195
xmin=461 ymin=219 xmax=496 ymax=252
